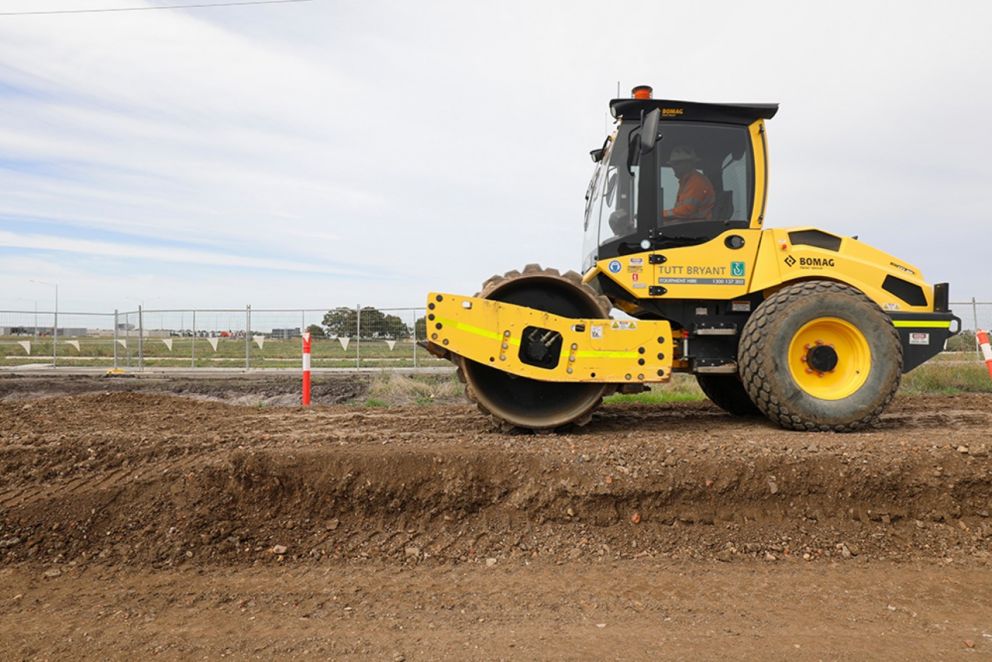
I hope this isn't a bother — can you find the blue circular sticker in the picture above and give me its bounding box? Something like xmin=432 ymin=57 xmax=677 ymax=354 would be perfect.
xmin=608 ymin=260 xmax=622 ymax=274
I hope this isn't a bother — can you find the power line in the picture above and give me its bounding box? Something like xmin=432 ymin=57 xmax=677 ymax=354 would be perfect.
xmin=0 ymin=0 xmax=312 ymax=16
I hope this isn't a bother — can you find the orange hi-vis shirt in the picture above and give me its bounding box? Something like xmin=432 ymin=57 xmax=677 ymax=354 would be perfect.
xmin=663 ymin=170 xmax=715 ymax=220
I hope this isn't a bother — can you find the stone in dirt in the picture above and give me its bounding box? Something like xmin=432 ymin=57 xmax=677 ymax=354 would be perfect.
xmin=405 ymin=546 xmax=421 ymax=559
xmin=485 ymin=557 xmax=497 ymax=567
xmin=43 ymin=568 xmax=62 ymax=578
xmin=270 ymin=545 xmax=288 ymax=555
xmin=0 ymin=537 xmax=21 ymax=548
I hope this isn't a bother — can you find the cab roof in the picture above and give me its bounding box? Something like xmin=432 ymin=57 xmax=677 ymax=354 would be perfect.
xmin=610 ymin=98 xmax=779 ymax=124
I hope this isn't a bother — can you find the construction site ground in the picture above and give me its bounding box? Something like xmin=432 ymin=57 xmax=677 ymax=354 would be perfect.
xmin=2 ymin=373 xmax=991 ymax=660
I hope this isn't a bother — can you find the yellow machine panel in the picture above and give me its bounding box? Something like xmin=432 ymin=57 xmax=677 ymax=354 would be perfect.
xmin=751 ymin=228 xmax=934 ymax=312
xmin=747 ymin=120 xmax=768 ymax=228
xmin=427 ymin=292 xmax=673 ymax=383
xmin=595 ymin=229 xmax=762 ymax=300
xmin=592 ymin=227 xmax=935 ymax=313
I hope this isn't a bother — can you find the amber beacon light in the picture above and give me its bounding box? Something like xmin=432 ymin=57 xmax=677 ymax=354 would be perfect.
xmin=631 ymin=84 xmax=653 ymax=99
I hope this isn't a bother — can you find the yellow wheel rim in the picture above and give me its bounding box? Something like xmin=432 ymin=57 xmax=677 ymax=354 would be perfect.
xmin=787 ymin=317 xmax=871 ymax=400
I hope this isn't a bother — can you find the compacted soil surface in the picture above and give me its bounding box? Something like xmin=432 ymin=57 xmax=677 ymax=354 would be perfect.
xmin=0 ymin=372 xmax=370 ymax=406
xmin=1 ymin=375 xmax=991 ymax=659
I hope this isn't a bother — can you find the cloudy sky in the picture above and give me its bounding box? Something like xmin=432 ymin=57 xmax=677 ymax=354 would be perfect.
xmin=1 ymin=0 xmax=990 ymax=316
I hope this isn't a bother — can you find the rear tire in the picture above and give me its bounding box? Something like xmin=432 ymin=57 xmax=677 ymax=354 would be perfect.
xmin=738 ymin=280 xmax=902 ymax=432
xmin=695 ymin=374 xmax=760 ymax=416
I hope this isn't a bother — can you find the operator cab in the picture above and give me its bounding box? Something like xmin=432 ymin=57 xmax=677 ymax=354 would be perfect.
xmin=582 ymin=88 xmax=778 ymax=272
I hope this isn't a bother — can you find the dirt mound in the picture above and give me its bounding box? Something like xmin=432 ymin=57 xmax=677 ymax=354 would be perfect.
xmin=2 ymin=392 xmax=991 ymax=569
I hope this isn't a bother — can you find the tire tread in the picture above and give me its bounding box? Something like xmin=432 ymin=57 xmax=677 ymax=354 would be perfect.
xmin=738 ymin=280 xmax=902 ymax=432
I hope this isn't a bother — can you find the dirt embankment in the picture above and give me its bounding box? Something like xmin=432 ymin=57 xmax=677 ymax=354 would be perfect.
xmin=2 ymin=382 xmax=992 ymax=659
xmin=2 ymin=391 xmax=990 ymax=568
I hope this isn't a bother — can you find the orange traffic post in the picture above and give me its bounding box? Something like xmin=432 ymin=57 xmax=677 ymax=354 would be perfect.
xmin=978 ymin=330 xmax=992 ymax=380
xmin=302 ymin=331 xmax=312 ymax=406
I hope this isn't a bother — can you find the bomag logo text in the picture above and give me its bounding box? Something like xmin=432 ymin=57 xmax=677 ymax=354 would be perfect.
xmin=662 ymin=108 xmax=684 ymax=117
xmin=799 ymin=257 xmax=835 ymax=267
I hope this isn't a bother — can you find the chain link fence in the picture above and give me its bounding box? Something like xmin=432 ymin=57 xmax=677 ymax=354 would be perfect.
xmin=0 ymin=305 xmax=449 ymax=370
xmin=952 ymin=299 xmax=992 ymax=354
xmin=2 ymin=300 xmax=990 ymax=370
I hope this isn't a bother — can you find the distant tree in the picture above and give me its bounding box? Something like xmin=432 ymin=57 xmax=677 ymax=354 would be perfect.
xmin=321 ymin=307 xmax=411 ymax=339
xmin=414 ymin=316 xmax=426 ymax=339
xmin=306 ymin=324 xmax=326 ymax=338
xmin=380 ymin=313 xmax=411 ymax=339
xmin=322 ymin=307 xmax=357 ymax=338
xmin=356 ymin=307 xmax=387 ymax=338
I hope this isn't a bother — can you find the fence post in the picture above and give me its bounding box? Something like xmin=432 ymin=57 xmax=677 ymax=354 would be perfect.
xmin=113 ymin=309 xmax=118 ymax=370
xmin=191 ymin=310 xmax=196 ymax=368
xmin=356 ymin=304 xmax=361 ymax=369
xmin=413 ymin=309 xmax=418 ymax=368
xmin=973 ymin=297 xmax=981 ymax=356
xmin=138 ymin=305 xmax=144 ymax=371
xmin=245 ymin=304 xmax=251 ymax=371
xmin=53 ymin=287 xmax=58 ymax=368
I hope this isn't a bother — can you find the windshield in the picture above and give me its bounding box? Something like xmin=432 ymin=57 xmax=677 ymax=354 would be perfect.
xmin=658 ymin=123 xmax=753 ymax=224
xmin=582 ymin=125 xmax=637 ymax=271
xmin=582 ymin=121 xmax=753 ymax=271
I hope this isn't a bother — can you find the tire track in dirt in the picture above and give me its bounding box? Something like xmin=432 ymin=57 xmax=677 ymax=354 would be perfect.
xmin=1 ymin=390 xmax=991 ymax=567
xmin=0 ymin=449 xmax=225 ymax=510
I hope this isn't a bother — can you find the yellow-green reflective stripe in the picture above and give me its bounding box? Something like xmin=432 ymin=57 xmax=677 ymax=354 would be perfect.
xmin=437 ymin=317 xmax=499 ymax=341
xmin=892 ymin=320 xmax=951 ymax=329
xmin=437 ymin=317 xmax=519 ymax=345
xmin=575 ymin=350 xmax=639 ymax=359
xmin=437 ymin=317 xmax=637 ymax=358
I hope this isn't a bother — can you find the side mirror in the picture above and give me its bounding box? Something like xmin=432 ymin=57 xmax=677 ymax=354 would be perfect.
xmin=626 ymin=133 xmax=642 ymax=174
xmin=627 ymin=109 xmax=661 ymax=174
xmin=590 ymin=136 xmax=610 ymax=163
xmin=639 ymin=109 xmax=660 ymax=155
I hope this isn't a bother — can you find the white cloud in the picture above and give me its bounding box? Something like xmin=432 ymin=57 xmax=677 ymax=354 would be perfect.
xmin=0 ymin=0 xmax=990 ymax=314
xmin=0 ymin=229 xmax=368 ymax=275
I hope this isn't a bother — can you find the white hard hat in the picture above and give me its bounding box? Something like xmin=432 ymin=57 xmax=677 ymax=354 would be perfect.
xmin=667 ymin=145 xmax=700 ymax=164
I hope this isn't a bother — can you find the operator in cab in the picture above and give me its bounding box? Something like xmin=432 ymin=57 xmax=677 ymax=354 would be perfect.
xmin=662 ymin=146 xmax=715 ymax=222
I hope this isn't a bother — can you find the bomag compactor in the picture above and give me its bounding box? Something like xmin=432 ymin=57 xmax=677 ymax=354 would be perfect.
xmin=424 ymin=86 xmax=959 ymax=432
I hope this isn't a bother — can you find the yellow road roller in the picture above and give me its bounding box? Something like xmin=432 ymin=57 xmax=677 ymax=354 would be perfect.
xmin=424 ymin=85 xmax=959 ymax=432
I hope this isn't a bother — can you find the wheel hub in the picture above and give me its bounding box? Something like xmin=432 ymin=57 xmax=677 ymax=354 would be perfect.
xmin=805 ymin=342 xmax=838 ymax=374
xmin=787 ymin=317 xmax=872 ymax=400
